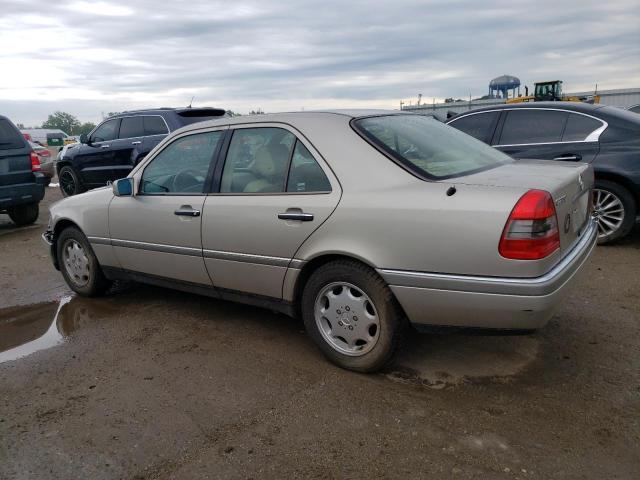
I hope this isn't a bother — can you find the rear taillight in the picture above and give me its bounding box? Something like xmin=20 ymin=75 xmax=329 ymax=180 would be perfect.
xmin=499 ymin=189 xmax=560 ymax=260
xmin=30 ymin=151 xmax=41 ymax=171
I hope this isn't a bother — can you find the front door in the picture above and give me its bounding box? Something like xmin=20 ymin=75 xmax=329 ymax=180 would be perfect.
xmin=109 ymin=128 xmax=225 ymax=285
xmin=77 ymin=118 xmax=121 ymax=187
xmin=201 ymin=125 xmax=341 ymax=299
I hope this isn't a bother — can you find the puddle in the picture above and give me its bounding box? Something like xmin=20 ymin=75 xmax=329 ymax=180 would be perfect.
xmin=0 ymin=296 xmax=106 ymax=363
xmin=386 ymin=332 xmax=539 ymax=388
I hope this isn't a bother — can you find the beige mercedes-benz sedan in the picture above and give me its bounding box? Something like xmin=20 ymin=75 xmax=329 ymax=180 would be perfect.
xmin=43 ymin=110 xmax=597 ymax=372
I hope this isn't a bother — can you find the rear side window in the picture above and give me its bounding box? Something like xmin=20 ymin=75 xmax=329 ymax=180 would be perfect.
xmin=119 ymin=116 xmax=145 ymax=139
xmin=448 ymin=112 xmax=499 ymax=143
xmin=354 ymin=115 xmax=511 ymax=180
xmin=286 ymin=141 xmax=331 ymax=192
xmin=562 ymin=114 xmax=603 ymax=142
xmin=0 ymin=118 xmax=25 ymax=150
xmin=499 ymin=110 xmax=567 ymax=145
xmin=220 ymin=128 xmax=295 ymax=193
xmin=144 ymin=116 xmax=169 ymax=136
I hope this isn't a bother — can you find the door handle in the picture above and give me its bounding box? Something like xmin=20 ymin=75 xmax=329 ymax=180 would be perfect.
xmin=131 ymin=141 xmax=142 ymax=145
xmin=553 ymin=154 xmax=582 ymax=161
xmin=278 ymin=212 xmax=314 ymax=221
xmin=174 ymin=206 xmax=201 ymax=217
xmin=100 ymin=144 xmax=110 ymax=149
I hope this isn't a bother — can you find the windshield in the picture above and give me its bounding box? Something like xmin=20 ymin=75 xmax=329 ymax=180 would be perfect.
xmin=353 ymin=114 xmax=512 ymax=179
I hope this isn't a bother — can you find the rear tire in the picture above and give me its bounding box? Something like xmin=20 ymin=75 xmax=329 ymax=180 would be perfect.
xmin=57 ymin=227 xmax=112 ymax=296
xmin=593 ymin=180 xmax=636 ymax=244
xmin=58 ymin=166 xmax=85 ymax=197
xmin=8 ymin=202 xmax=39 ymax=226
xmin=301 ymin=260 xmax=405 ymax=372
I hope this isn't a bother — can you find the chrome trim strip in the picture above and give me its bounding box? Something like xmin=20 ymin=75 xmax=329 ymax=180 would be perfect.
xmin=111 ymin=238 xmax=202 ymax=257
xmin=448 ymin=107 xmax=608 ymax=145
xmin=87 ymin=236 xmax=111 ymax=246
xmin=380 ymin=218 xmax=597 ymax=296
xmin=92 ymin=236 xmax=302 ymax=268
xmin=203 ymin=249 xmax=290 ymax=267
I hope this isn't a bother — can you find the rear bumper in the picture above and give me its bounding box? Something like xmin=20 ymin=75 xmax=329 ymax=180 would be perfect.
xmin=0 ymin=176 xmax=46 ymax=209
xmin=379 ymin=218 xmax=598 ymax=330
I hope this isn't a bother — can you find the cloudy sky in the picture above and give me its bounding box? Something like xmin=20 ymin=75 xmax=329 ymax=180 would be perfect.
xmin=1 ymin=0 xmax=639 ymax=126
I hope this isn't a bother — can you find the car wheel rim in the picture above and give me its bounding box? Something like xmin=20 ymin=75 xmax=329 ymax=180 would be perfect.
xmin=593 ymin=188 xmax=625 ymax=239
xmin=314 ymin=282 xmax=380 ymax=357
xmin=60 ymin=171 xmax=76 ymax=196
xmin=62 ymin=239 xmax=91 ymax=287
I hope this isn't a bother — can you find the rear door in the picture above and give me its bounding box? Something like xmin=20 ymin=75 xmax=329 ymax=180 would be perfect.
xmin=494 ymin=109 xmax=600 ymax=163
xmin=201 ymin=124 xmax=340 ymax=299
xmin=76 ymin=118 xmax=120 ymax=187
xmin=108 ymin=116 xmax=146 ymax=181
xmin=109 ymin=128 xmax=226 ymax=284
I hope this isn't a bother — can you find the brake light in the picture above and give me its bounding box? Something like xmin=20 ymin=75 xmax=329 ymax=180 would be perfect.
xmin=499 ymin=189 xmax=560 ymax=260
xmin=30 ymin=151 xmax=41 ymax=171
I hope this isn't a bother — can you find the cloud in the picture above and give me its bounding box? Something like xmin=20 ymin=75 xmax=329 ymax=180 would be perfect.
xmin=0 ymin=0 xmax=638 ymax=125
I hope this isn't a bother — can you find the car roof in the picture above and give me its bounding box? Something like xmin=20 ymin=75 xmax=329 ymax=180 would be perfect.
xmin=175 ymin=109 xmax=409 ymax=132
xmin=451 ymin=101 xmax=606 ymax=117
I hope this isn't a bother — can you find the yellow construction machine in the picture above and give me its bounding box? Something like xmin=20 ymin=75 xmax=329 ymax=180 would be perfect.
xmin=506 ymin=80 xmax=600 ymax=104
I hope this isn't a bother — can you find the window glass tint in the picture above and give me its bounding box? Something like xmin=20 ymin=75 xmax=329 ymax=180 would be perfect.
xmin=449 ymin=112 xmax=498 ymax=143
xmin=119 ymin=116 xmax=144 ymax=139
xmin=0 ymin=119 xmax=25 ymax=150
xmin=286 ymin=142 xmax=331 ymax=192
xmin=220 ymin=128 xmax=294 ymax=193
xmin=355 ymin=115 xmax=511 ymax=179
xmin=141 ymin=131 xmax=222 ymax=194
xmin=562 ymin=113 xmax=602 ymax=142
xmin=144 ymin=116 xmax=169 ymax=136
xmin=91 ymin=119 xmax=119 ymax=142
xmin=499 ymin=110 xmax=567 ymax=145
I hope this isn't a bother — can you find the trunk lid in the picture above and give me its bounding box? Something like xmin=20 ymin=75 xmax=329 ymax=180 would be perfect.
xmin=452 ymin=159 xmax=593 ymax=253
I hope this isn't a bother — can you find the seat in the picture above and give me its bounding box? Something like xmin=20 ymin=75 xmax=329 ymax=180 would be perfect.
xmin=243 ymin=143 xmax=289 ymax=193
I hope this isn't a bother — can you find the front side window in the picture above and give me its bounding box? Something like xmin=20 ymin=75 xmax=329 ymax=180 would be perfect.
xmin=354 ymin=114 xmax=511 ymax=179
xmin=220 ymin=128 xmax=295 ymax=193
xmin=91 ymin=119 xmax=120 ymax=143
xmin=119 ymin=116 xmax=144 ymax=139
xmin=448 ymin=111 xmax=499 ymax=143
xmin=499 ymin=110 xmax=567 ymax=145
xmin=140 ymin=131 xmax=222 ymax=194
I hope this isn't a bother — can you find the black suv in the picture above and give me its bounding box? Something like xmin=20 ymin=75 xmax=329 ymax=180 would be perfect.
xmin=446 ymin=102 xmax=640 ymax=244
xmin=0 ymin=115 xmax=47 ymax=226
xmin=57 ymin=107 xmax=227 ymax=196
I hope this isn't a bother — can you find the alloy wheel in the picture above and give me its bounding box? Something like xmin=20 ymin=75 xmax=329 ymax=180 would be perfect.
xmin=314 ymin=282 xmax=380 ymax=356
xmin=62 ymin=239 xmax=91 ymax=287
xmin=593 ymin=188 xmax=625 ymax=239
xmin=59 ymin=170 xmax=76 ymax=196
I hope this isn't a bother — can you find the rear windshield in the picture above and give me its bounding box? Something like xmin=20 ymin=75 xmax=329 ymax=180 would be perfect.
xmin=0 ymin=118 xmax=26 ymax=150
xmin=353 ymin=114 xmax=512 ymax=180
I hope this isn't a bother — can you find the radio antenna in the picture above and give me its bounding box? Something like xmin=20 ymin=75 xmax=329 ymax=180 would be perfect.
xmin=188 ymin=96 xmax=195 ymax=108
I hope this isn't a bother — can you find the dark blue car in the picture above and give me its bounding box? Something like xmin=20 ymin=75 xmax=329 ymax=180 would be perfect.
xmin=57 ymin=107 xmax=227 ymax=197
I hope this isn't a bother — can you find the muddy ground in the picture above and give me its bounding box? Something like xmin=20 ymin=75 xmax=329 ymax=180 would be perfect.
xmin=1 ymin=187 xmax=639 ymax=479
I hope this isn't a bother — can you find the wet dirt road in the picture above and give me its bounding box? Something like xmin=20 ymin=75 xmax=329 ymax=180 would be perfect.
xmin=1 ymin=188 xmax=639 ymax=479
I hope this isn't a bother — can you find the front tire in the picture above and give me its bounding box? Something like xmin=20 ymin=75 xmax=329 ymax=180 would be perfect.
xmin=301 ymin=260 xmax=405 ymax=372
xmin=57 ymin=227 xmax=112 ymax=296
xmin=593 ymin=180 xmax=636 ymax=244
xmin=7 ymin=202 xmax=39 ymax=226
xmin=58 ymin=166 xmax=85 ymax=197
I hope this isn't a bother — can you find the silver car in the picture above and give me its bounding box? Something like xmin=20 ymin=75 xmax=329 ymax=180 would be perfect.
xmin=43 ymin=111 xmax=597 ymax=372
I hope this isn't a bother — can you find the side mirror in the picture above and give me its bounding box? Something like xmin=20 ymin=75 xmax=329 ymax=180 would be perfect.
xmin=79 ymin=134 xmax=88 ymax=144
xmin=113 ymin=178 xmax=134 ymax=197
